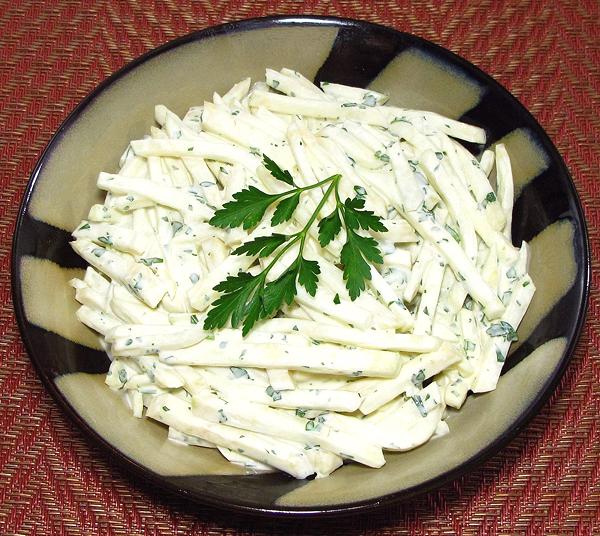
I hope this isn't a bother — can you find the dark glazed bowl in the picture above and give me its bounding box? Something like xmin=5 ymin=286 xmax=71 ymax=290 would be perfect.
xmin=12 ymin=16 xmax=589 ymax=516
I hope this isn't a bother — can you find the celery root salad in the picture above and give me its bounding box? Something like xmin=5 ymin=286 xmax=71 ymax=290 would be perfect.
xmin=70 ymin=68 xmax=534 ymax=479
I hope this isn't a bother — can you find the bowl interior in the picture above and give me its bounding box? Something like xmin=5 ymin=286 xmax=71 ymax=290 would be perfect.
xmin=12 ymin=16 xmax=589 ymax=515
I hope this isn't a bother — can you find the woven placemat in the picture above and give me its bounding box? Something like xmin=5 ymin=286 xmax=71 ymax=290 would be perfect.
xmin=1 ymin=1 xmax=598 ymax=534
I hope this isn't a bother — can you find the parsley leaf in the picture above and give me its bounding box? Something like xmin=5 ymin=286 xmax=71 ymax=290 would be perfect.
xmin=341 ymin=231 xmax=382 ymax=300
xmin=262 ymin=256 xmax=320 ymax=316
xmin=336 ymin=195 xmax=385 ymax=300
xmin=242 ymin=295 xmax=264 ymax=336
xmin=263 ymin=154 xmax=296 ymax=186
xmin=209 ymin=186 xmax=282 ymax=230
xmin=297 ymin=257 xmax=320 ymax=296
xmin=233 ymin=234 xmax=288 ymax=258
xmin=204 ymin=272 xmax=265 ymax=335
xmin=271 ymin=191 xmax=301 ymax=225
xmin=262 ymin=268 xmax=297 ymax=316
xmin=317 ymin=208 xmax=342 ymax=247
xmin=343 ymin=197 xmax=388 ymax=232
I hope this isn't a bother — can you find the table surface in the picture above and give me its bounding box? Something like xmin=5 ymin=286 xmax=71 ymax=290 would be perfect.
xmin=1 ymin=1 xmax=599 ymax=534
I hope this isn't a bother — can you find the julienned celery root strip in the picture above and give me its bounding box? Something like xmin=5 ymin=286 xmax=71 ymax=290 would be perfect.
xmin=159 ymin=339 xmax=401 ymax=378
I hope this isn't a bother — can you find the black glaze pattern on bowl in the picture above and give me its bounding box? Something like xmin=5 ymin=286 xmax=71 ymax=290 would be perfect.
xmin=12 ymin=16 xmax=590 ymax=517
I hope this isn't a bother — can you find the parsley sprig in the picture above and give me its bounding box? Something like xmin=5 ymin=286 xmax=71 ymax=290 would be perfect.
xmin=204 ymin=155 xmax=387 ymax=335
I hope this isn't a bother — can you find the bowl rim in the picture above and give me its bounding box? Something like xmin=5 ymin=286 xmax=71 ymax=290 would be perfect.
xmin=11 ymin=14 xmax=591 ymax=518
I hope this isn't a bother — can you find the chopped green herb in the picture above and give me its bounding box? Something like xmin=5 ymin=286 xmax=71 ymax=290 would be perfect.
xmin=464 ymin=340 xmax=476 ymax=353
xmin=411 ymin=369 xmax=426 ymax=386
xmin=362 ymin=93 xmax=377 ymax=107
xmin=139 ymin=257 xmax=163 ymax=266
xmin=230 ymin=366 xmax=249 ymax=379
xmin=391 ymin=116 xmax=412 ymax=125
xmin=265 ymin=385 xmax=282 ymax=402
xmin=374 ymin=150 xmax=390 ymax=163
xmin=130 ymin=272 xmax=143 ymax=292
xmin=485 ymin=192 xmax=497 ymax=203
xmin=353 ymin=185 xmax=367 ymax=198
xmin=171 ymin=221 xmax=184 ymax=236
xmin=118 ymin=368 xmax=127 ymax=384
xmin=412 ymin=395 xmax=428 ymax=417
xmin=305 ymin=420 xmax=319 ymax=431
xmin=444 ymin=224 xmax=461 ymax=243
xmin=486 ymin=321 xmax=518 ymax=342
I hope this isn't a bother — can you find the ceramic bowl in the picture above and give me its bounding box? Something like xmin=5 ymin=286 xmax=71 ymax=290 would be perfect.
xmin=12 ymin=16 xmax=589 ymax=516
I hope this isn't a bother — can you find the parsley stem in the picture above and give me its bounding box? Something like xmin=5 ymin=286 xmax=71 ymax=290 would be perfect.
xmin=299 ymin=177 xmax=339 ymax=248
xmin=296 ymin=174 xmax=341 ymax=195
xmin=333 ymin=182 xmax=353 ymax=239
xmin=272 ymin=173 xmax=341 ymax=203
xmin=263 ymin=176 xmax=340 ymax=275
xmin=334 ymin=181 xmax=343 ymax=207
xmin=263 ymin=234 xmax=301 ymax=274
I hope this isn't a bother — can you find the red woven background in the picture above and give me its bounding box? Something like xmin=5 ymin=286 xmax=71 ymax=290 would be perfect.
xmin=1 ymin=1 xmax=599 ymax=534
